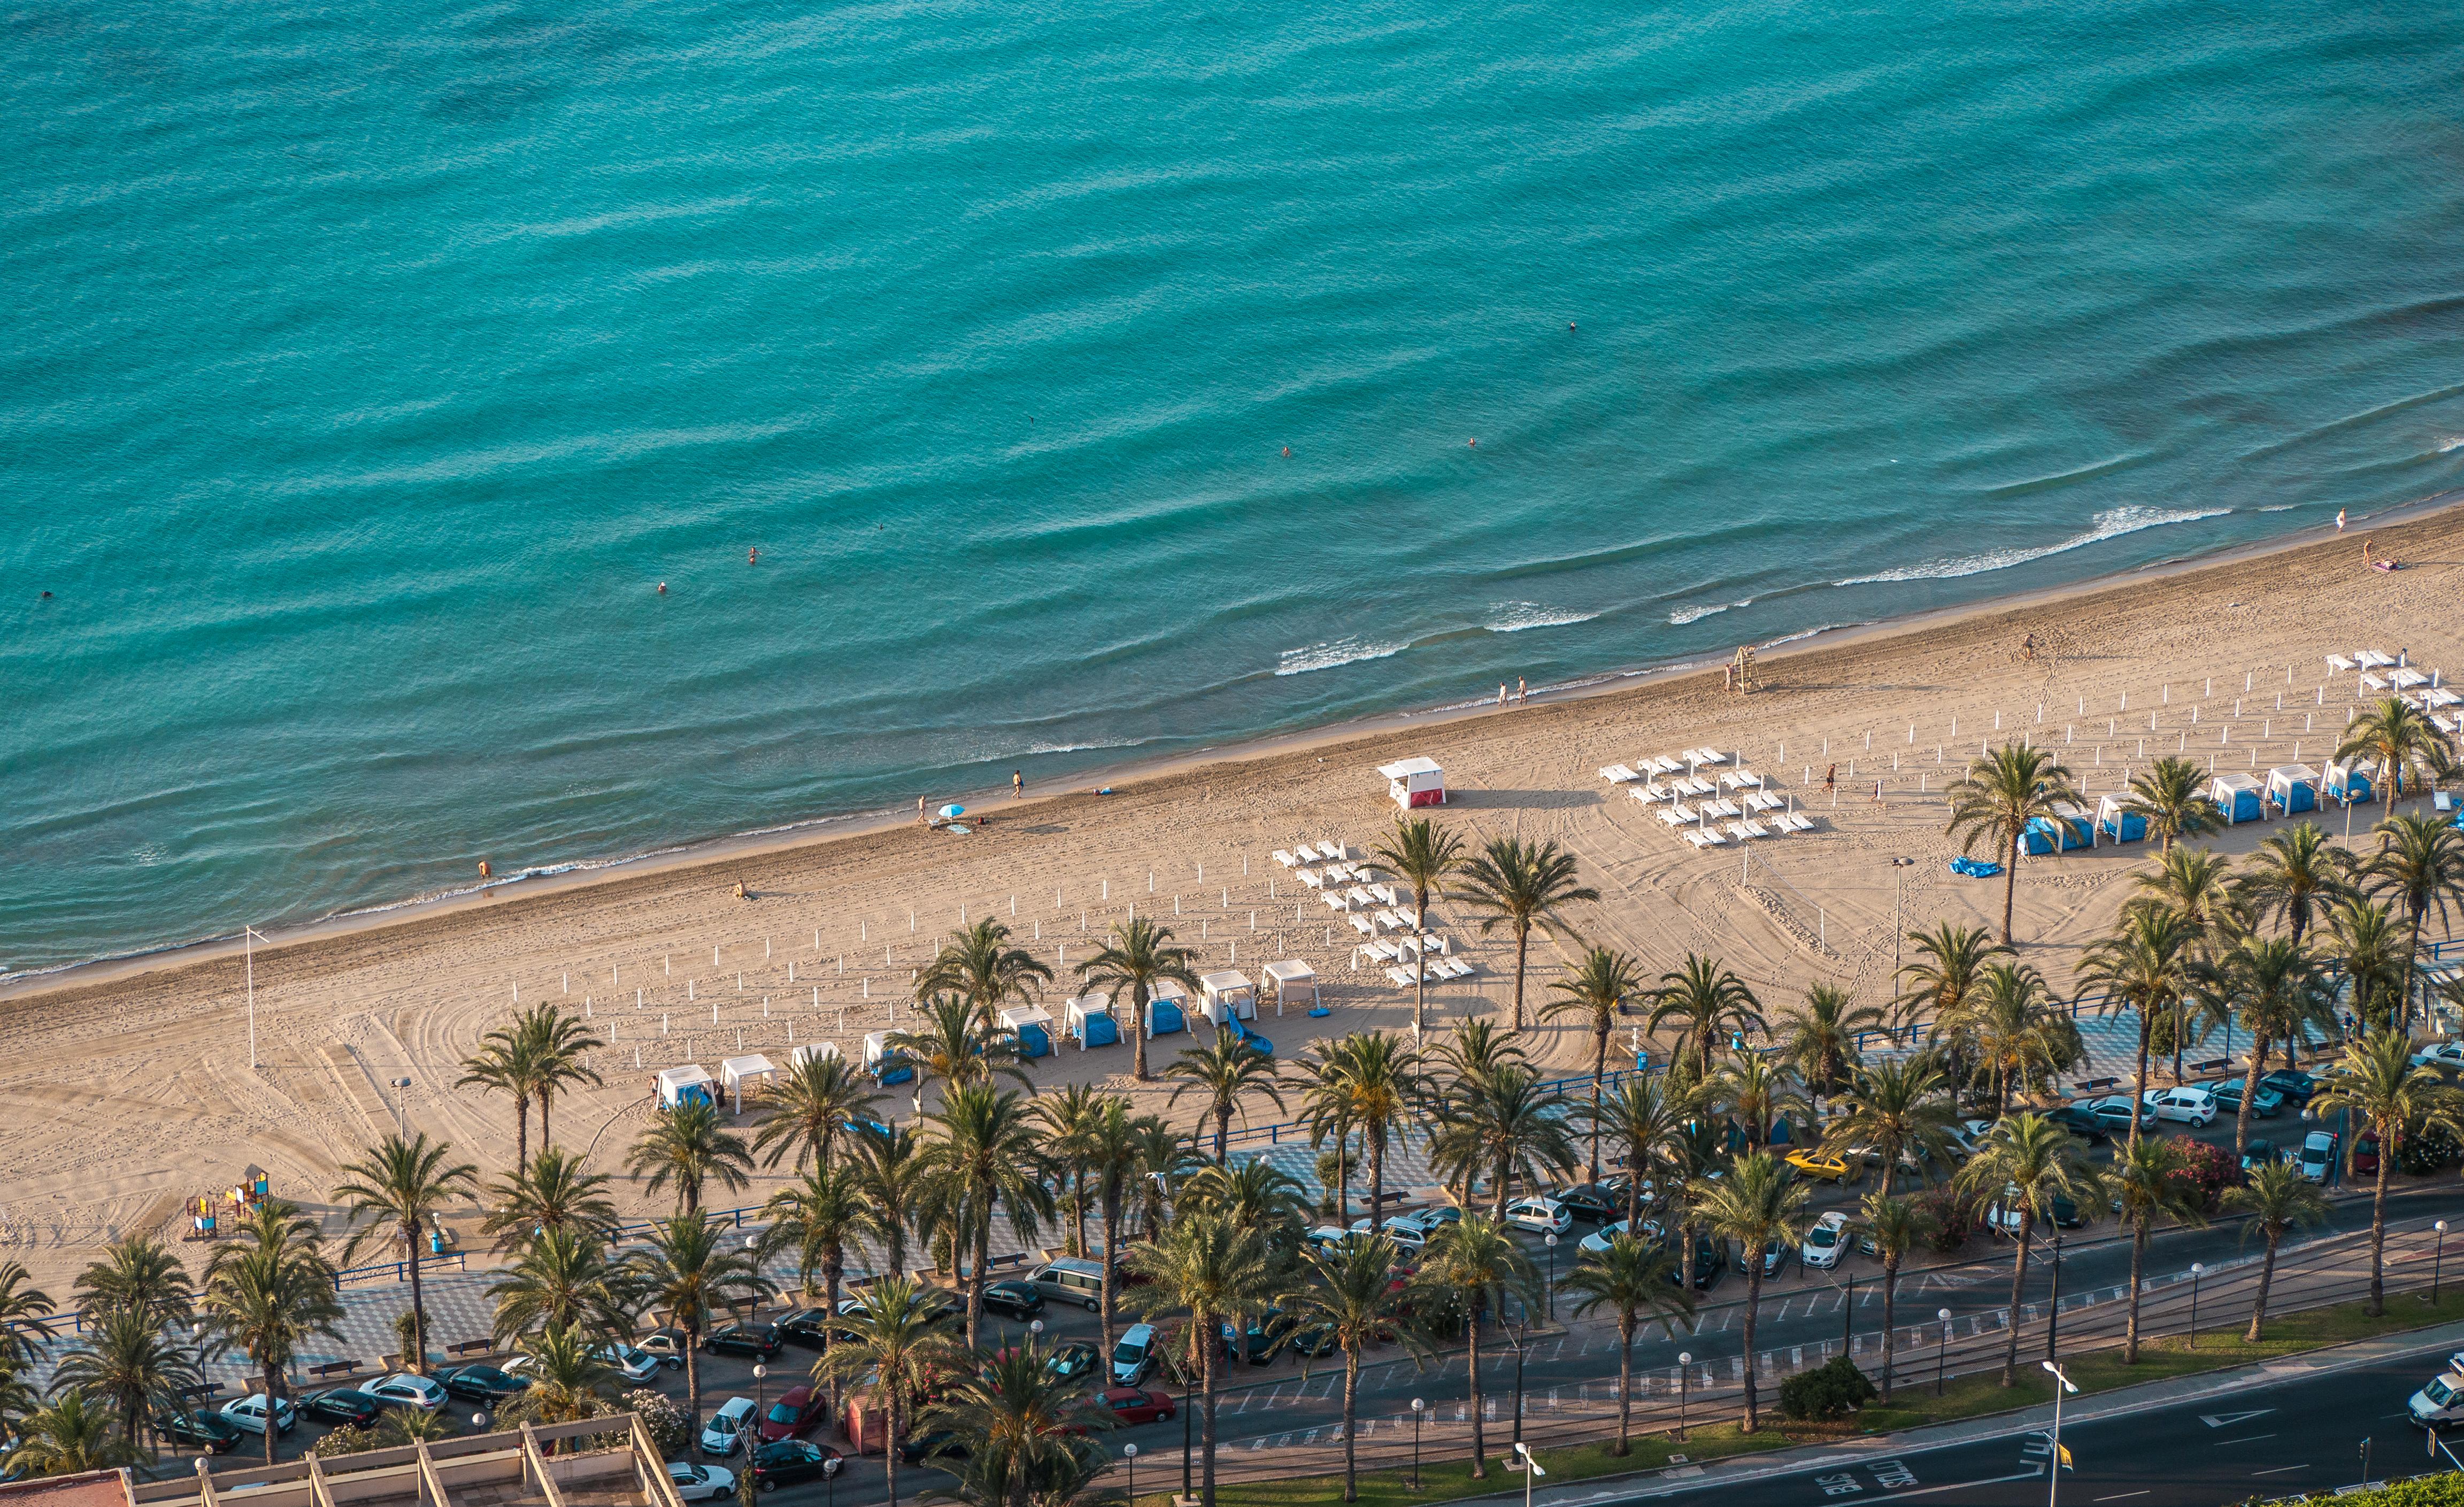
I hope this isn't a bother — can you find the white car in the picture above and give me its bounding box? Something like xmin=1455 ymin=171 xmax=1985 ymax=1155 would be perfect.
xmin=219 ymin=1394 xmax=298 ymax=1435
xmin=1348 ymin=1216 xmax=1427 ymax=1250
xmin=2140 ymin=1086 xmax=2219 ymax=1126
xmin=1578 ymin=1219 xmax=1637 ymax=1257
xmin=1503 ymin=1197 xmax=1573 ymax=1236
xmin=505 ymin=1343 xmax=661 ymax=1385
xmin=2298 ymin=1130 xmax=2338 ymax=1183
xmin=1800 ymin=1212 xmax=1849 ymax=1270
xmin=366 ymin=1373 xmax=448 ymax=1412
xmin=700 ymin=1396 xmax=754 ymax=1456
xmin=667 ymin=1463 xmax=736 ymax=1502
xmin=2413 ymin=1041 xmax=2464 ymax=1073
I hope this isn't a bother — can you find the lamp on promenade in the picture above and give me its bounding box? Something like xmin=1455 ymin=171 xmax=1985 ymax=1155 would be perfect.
xmin=2438 ymin=1222 xmax=2450 ymax=1303
xmin=2188 ymin=1264 xmax=2203 ymax=1349
xmin=1936 ymin=1309 xmax=1952 ymax=1395
xmin=1409 ymin=1397 xmax=1424 ymax=1487
xmin=1122 ymin=1443 xmax=1136 ymax=1502
xmin=1675 ymin=1352 xmax=1691 ymax=1441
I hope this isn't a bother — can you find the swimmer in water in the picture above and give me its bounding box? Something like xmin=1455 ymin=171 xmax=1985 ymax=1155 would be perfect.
xmin=749 ymin=547 xmax=758 ymax=564
xmin=657 ymin=582 xmax=667 ymax=594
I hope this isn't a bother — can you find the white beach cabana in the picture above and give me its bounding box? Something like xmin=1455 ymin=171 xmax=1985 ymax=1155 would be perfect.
xmin=1378 ymin=756 xmax=1446 ymax=809
xmin=2266 ymin=763 xmax=2319 ymax=815
xmin=720 ymin=1054 xmax=776 ymax=1115
xmin=2326 ymin=758 xmax=2375 ymax=805
xmin=1198 ymin=970 xmax=1257 ymax=1024
xmin=1064 ymin=993 xmax=1119 ymax=1049
xmin=1146 ymin=980 xmax=1189 ymax=1036
xmin=656 ymin=1064 xmax=714 ymax=1110
xmin=2096 ymin=792 xmax=2147 ymax=844
xmin=863 ymin=1030 xmax=915 ymax=1084
xmin=2208 ymin=772 xmax=2263 ymax=824
xmin=788 ymin=1040 xmax=842 ymax=1070
xmin=997 ymin=1003 xmax=1055 ymax=1058
xmin=1263 ymin=960 xmax=1319 ymax=1016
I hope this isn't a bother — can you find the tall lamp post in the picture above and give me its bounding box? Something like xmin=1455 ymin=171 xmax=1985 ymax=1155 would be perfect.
xmin=1512 ymin=1441 xmax=1546 ymax=1506
xmin=2188 ymin=1264 xmax=2203 ymax=1349
xmin=1675 ymin=1352 xmax=1691 ymax=1441
xmin=2045 ymin=1231 xmax=2064 ymax=1361
xmin=1122 ymin=1444 xmax=1136 ymax=1502
xmin=1543 ymin=1234 xmax=1558 ymax=1320
xmin=1409 ymin=1397 xmax=1425 ymax=1488
xmin=1936 ymin=1309 xmax=1952 ymax=1396
xmin=751 ymin=1363 xmax=767 ymax=1458
xmin=2042 ymin=1361 xmax=2077 ymax=1507
xmin=2438 ymin=1222 xmax=2450 ymax=1303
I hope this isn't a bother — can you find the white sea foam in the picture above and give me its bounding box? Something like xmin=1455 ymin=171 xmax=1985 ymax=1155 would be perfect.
xmin=1670 ymin=598 xmax=1752 ymax=626
xmin=1833 ymin=505 xmax=2229 ymax=586
xmin=2437 ymin=436 xmax=2464 ymax=453
xmin=1276 ymin=637 xmax=1409 ymax=676
xmin=1485 ymin=601 xmax=1599 ymax=633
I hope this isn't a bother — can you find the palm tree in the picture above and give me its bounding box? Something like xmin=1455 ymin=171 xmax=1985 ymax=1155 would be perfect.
xmin=1126 ymin=1211 xmax=1280 ymax=1507
xmin=2326 ymin=898 xmax=2413 ymax=1035
xmin=459 ymin=1019 xmax=545 ymax=1174
xmin=626 ymin=1099 xmax=754 ymax=1217
xmin=1543 ymin=947 xmax=1647 ymax=1179
xmin=2122 ymin=755 xmax=2226 ymax=856
xmin=1775 ymin=982 xmax=1881 ymax=1114
xmin=480 ymin=1146 xmax=620 ymax=1253
xmin=3 ymin=1390 xmax=135 ymax=1477
xmin=1954 ymin=1115 xmax=2092 ymax=1385
xmin=815 ymin=1278 xmax=962 ymax=1507
xmin=2077 ymin=906 xmax=2201 ymax=1147
xmin=1428 ymin=1063 xmax=1577 ymax=1219
xmin=888 ymin=992 xmax=1028 ymax=1096
xmin=333 ymin=1133 xmax=478 ymax=1373
xmin=497 ymin=1321 xmax=619 ymax=1427
xmin=919 ymin=917 xmax=1056 ymax=1016
xmin=1075 ymin=917 xmax=1202 ymax=1083
xmin=2221 ymin=1163 xmax=2332 ymax=1342
xmin=1167 ymin=1033 xmax=1285 ymax=1163
xmin=2130 ymin=844 xmax=2242 ymax=946
xmin=0 ymin=1263 xmax=59 ymax=1371
xmin=71 ymin=1236 xmax=192 ymax=1325
xmin=1714 ymin=1053 xmax=1809 ymax=1151
xmin=202 ymin=1200 xmax=344 ymax=1464
xmin=1374 ymin=817 xmax=1469 ymax=1040
xmin=1947 ymin=741 xmax=2083 ymax=942
xmin=1893 ymin=922 xmax=2007 ymax=1049
xmin=1281 ymin=1235 xmax=1422 ymax=1500
xmin=1429 ymin=1014 xmax=1528 ymax=1089
xmin=1560 ymin=1233 xmax=1693 ymax=1457
xmin=488 ymin=1225 xmax=633 ymax=1347
xmin=2192 ymin=937 xmax=2329 ymax=1161
xmin=751 ymin=1048 xmax=880 ymax=1173
xmin=845 ymin=1121 xmax=932 ymax=1277
xmin=1176 ymin=1160 xmax=1310 ymax=1233
xmin=1589 ymin=1073 xmax=1691 ymax=1227
xmin=1688 ymin=1151 xmax=1809 ymax=1433
xmin=50 ymin=1305 xmax=203 ymax=1459
xmin=2337 ymin=694 xmax=2454 ymax=810
xmin=2313 ymin=1030 xmax=2464 ymax=1315
xmin=1295 ymin=1033 xmax=1420 ymax=1220
xmin=1945 ymin=961 xmax=2078 ymax=1119
xmin=1646 ymin=954 xmax=1766 ymax=1080
xmin=919 ymin=1341 xmax=1103 ymax=1507
xmin=628 ymin=1214 xmax=773 ymax=1441
xmin=2366 ymin=812 xmax=2464 ymax=1028
xmin=1410 ymin=1215 xmax=1533 ymax=1480
xmin=520 ymin=1004 xmax=605 ymax=1153
xmin=1086 ymin=1101 xmax=1151 ymax=1353
xmin=1126 ymin=1119 xmax=1195 ymax=1240
xmin=759 ymin=1161 xmax=873 ymax=1340
xmin=1857 ymin=1193 xmax=1937 ymax=1402
xmin=2236 ymin=821 xmax=2357 ymax=947
xmin=919 ymin=1083 xmax=1055 ymax=1348
xmin=1031 ymin=1085 xmax=1106 ymax=1256
xmin=2101 ymin=1136 xmax=2206 ymax=1361
xmin=1450 ymin=836 xmax=1599 ymax=1029
xmin=1821 ymin=1057 xmax=1957 ymax=1199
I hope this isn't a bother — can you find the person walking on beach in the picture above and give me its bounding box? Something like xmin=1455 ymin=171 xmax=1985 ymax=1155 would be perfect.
xmin=2337 ymin=508 xmax=2348 ymax=532
xmin=1516 ymin=677 xmax=1527 ymax=705
xmin=2363 ymin=539 xmax=2374 ymax=570
xmin=1823 ymin=763 xmax=1836 ymax=795
xmin=2021 ymin=632 xmax=2037 ymax=661
xmin=1498 ymin=683 xmax=1508 ymax=707
xmin=1874 ymin=779 xmax=1885 ymax=806
xmin=918 ymin=797 xmax=928 ymax=825
xmin=1013 ymin=769 xmax=1023 ymax=798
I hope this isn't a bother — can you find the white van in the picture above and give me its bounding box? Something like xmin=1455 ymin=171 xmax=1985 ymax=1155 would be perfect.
xmin=2410 ymin=1368 xmax=2464 ymax=1428
xmin=1027 ymin=1257 xmax=1107 ymax=1312
xmin=701 ymin=1396 xmax=756 ymax=1456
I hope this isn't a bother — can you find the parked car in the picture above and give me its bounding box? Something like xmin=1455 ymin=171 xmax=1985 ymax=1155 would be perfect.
xmin=1503 ymin=1197 xmax=1573 ymax=1235
xmin=1579 ymin=1218 xmax=1661 ymax=1258
xmin=2242 ymin=1138 xmax=2282 ymax=1173
xmin=1783 ymin=1150 xmax=1853 ymax=1185
xmin=982 ymin=1279 xmax=1043 ymax=1321
xmin=2412 ymin=1041 xmax=2464 ymax=1073
xmin=1221 ymin=1307 xmax=1287 ymax=1364
xmin=1305 ymin=1225 xmax=1354 ymax=1254
xmin=2142 ymin=1086 xmax=2219 ymax=1126
xmin=439 ymin=1365 xmax=529 ymax=1404
xmin=776 ymin=1308 xmax=835 ymax=1348
xmin=1046 ymin=1342 xmax=1100 ymax=1382
xmin=1672 ymin=1234 xmax=1729 ymax=1289
xmin=1025 ymin=1257 xmax=1108 ymax=1312
xmin=2085 ymin=1095 xmax=2156 ymax=1134
xmin=1984 ymin=1192 xmax=2082 ymax=1234
xmin=2410 ymin=1367 xmax=2464 ymax=1428
xmin=2355 ymin=1132 xmax=2381 ymax=1177
xmin=2043 ymin=1105 xmax=2110 ymax=1145
xmin=1111 ymin=1323 xmax=1160 ymax=1385
xmin=1735 ymin=1241 xmax=1788 ymax=1279
xmin=667 ymin=1463 xmax=736 ymax=1502
xmin=302 ymin=1388 xmax=384 ymax=1427
xmin=2260 ymin=1069 xmax=2319 ymax=1104
xmin=1549 ymin=1183 xmax=1625 ymax=1224
xmin=1801 ymin=1212 xmax=1849 ymax=1270
xmin=1093 ymin=1387 xmax=1177 ymax=1426
xmin=702 ymin=1396 xmax=757 ymax=1457
xmin=366 ymin=1373 xmax=449 ymax=1412
xmin=757 ymin=1386 xmax=828 ymax=1443
xmin=218 ymin=1394 xmax=297 ymax=1436
xmin=749 ymin=1440 xmax=842 ymax=1490
xmin=1362 ymin=1216 xmax=1427 ymax=1251
xmin=897 ymin=1428 xmax=967 ymax=1467
xmin=2208 ymin=1079 xmax=2286 ymax=1119
xmin=635 ymin=1328 xmax=692 ymax=1369
xmin=153 ymin=1410 xmax=243 ymax=1454
xmin=2298 ymin=1130 xmax=2339 ymax=1183
xmin=704 ymin=1322 xmax=784 ymax=1360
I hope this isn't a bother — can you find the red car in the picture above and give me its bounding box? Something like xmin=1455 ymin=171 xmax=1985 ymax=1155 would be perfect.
xmin=2355 ymin=1133 xmax=2381 ymax=1177
xmin=1094 ymin=1387 xmax=1176 ymax=1426
xmin=758 ymin=1386 xmax=828 ymax=1442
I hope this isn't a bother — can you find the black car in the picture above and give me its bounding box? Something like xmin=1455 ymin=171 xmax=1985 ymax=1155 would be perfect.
xmin=750 ymin=1439 xmax=843 ymax=1490
xmin=1669 ymin=1235 xmax=1729 ymax=1290
xmin=1287 ymin=1324 xmax=1339 ymax=1359
xmin=302 ymin=1387 xmax=385 ymax=1427
xmin=1550 ymin=1183 xmax=1624 ymax=1224
xmin=1220 ymin=1308 xmax=1285 ymax=1364
xmin=1736 ymin=1242 xmax=1789 ymax=1279
xmin=2048 ymin=1195 xmax=2084 ymax=1230
xmin=776 ymin=1308 xmax=835 ymax=1349
xmin=154 ymin=1410 xmax=243 ymax=1454
xmin=898 ymin=1428 xmax=968 ymax=1467
xmin=704 ymin=1322 xmax=784 ymax=1360
xmin=438 ymin=1365 xmax=530 ymax=1404
xmin=1045 ymin=1342 xmax=1099 ymax=1382
xmin=2260 ymin=1069 xmax=2319 ymax=1104
xmin=982 ymin=1280 xmax=1043 ymax=1321
xmin=2043 ymin=1105 xmax=2110 ymax=1146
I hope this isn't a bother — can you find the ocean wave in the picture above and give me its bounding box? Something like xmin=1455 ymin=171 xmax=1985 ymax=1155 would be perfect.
xmin=1484 ymin=601 xmax=1599 ymax=633
xmin=1670 ymin=598 xmax=1752 ymax=625
xmin=2438 ymin=436 xmax=2464 ymax=453
xmin=1276 ymin=637 xmax=1408 ymax=676
xmin=1832 ymin=505 xmax=2230 ymax=586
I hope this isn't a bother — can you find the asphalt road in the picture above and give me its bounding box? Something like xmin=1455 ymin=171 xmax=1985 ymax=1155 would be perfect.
xmin=1634 ymin=1333 xmax=2464 ymax=1506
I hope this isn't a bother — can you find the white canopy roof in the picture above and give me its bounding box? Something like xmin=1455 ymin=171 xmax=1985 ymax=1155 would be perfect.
xmin=1377 ymin=756 xmax=1443 ymax=779
xmin=2209 ymin=773 xmax=2260 ymax=795
xmin=1262 ymin=960 xmax=1316 ymax=984
xmin=1199 ymin=970 xmax=1253 ymax=999
xmin=1064 ymin=993 xmax=1113 ymax=1024
xmin=789 ymin=1040 xmax=843 ymax=1065
xmin=720 ymin=1055 xmax=776 ymax=1093
xmin=2267 ymin=763 xmax=2319 ymax=786
xmin=998 ymin=1004 xmax=1054 ymax=1029
xmin=1150 ymin=979 xmax=1189 ymax=1002
xmin=657 ymin=1064 xmax=713 ymax=1091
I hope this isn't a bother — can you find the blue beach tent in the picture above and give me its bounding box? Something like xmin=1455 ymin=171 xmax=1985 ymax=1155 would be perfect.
xmin=999 ymin=1004 xmax=1054 ymax=1059
xmin=1145 ymin=987 xmax=1187 ymax=1038
xmin=863 ymin=1032 xmax=914 ymax=1085
xmin=2327 ymin=761 xmax=2374 ymax=806
xmin=2096 ymin=794 xmax=2147 ymax=844
xmin=2209 ymin=774 xmax=2263 ymax=825
xmin=2267 ymin=764 xmax=2318 ymax=815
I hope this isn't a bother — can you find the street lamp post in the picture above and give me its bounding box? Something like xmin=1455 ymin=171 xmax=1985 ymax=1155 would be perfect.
xmin=751 ymin=1363 xmax=767 ymax=1459
xmin=2042 ymin=1361 xmax=2077 ymax=1507
xmin=1509 ymin=1322 xmax=1527 ymax=1451
xmin=2046 ymin=1231 xmax=2063 ymax=1361
xmin=1936 ymin=1309 xmax=1952 ymax=1396
xmin=390 ymin=1077 xmax=412 ymax=1136
xmin=1676 ymin=1352 xmax=1691 ymax=1441
xmin=1123 ymin=1444 xmax=1136 ymax=1502
xmin=2438 ymin=1222 xmax=2450 ymax=1303
xmin=1180 ymin=1356 xmax=1194 ymax=1504
xmin=1410 ymin=1398 xmax=1425 ymax=1488
xmin=2188 ymin=1264 xmax=2203 ymax=1349
xmin=1543 ymin=1234 xmax=1558 ymax=1321
xmin=1512 ymin=1442 xmax=1546 ymax=1507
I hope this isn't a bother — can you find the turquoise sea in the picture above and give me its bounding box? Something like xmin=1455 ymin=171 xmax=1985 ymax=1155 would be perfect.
xmin=6 ymin=0 xmax=2464 ymax=976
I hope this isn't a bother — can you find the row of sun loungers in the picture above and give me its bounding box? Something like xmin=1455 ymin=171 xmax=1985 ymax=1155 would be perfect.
xmin=1385 ymin=956 xmax=1477 ymax=987
xmin=1272 ymin=841 xmax=1353 ymax=868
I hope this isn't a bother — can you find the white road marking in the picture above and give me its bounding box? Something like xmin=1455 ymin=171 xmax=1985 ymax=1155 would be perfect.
xmin=2252 ymin=1465 xmax=2309 ymax=1476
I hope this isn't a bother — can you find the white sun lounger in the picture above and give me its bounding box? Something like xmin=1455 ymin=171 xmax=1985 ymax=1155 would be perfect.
xmin=1681 ymin=775 xmax=1718 ymax=796
xmin=1322 ymin=890 xmax=1351 ymax=911
xmin=2357 ymin=650 xmax=2397 ymax=669
xmin=1740 ymin=820 xmax=1772 ymax=839
xmin=1684 ymin=828 xmax=1724 ymax=849
xmin=1722 ymin=768 xmax=1765 ymax=789
xmin=1296 ymin=868 xmax=1325 ymax=889
xmin=1600 ymin=763 xmax=1641 ymax=784
xmin=1339 ymin=886 xmax=1372 ymax=908
xmin=1745 ymin=790 xmax=1783 ymax=813
xmin=2326 ymin=654 xmax=2355 ymax=673
xmin=2420 ymin=688 xmax=2459 ymax=708
xmin=1272 ymin=849 xmax=1299 ymax=868
xmin=1707 ymin=797 xmax=1743 ymax=818
xmin=1312 ymin=841 xmax=1346 ymax=861
xmin=1367 ymin=938 xmax=1399 ymax=960
xmin=1660 ymin=803 xmax=1693 ymax=826
xmin=1646 ymin=755 xmax=1684 ymax=775
xmin=1447 ymin=957 xmax=1477 ymax=978
xmin=2395 ymin=668 xmax=2432 ymax=689
xmin=1349 ymin=913 xmax=1376 ymax=937
xmin=1692 ymin=748 xmax=1728 ymax=767
xmin=2362 ymin=671 xmax=2390 ymax=691
xmin=1370 ymin=882 xmax=1398 ymax=905
xmin=1779 ymin=812 xmax=1816 ymax=832
xmin=1375 ymin=909 xmax=1408 ymax=932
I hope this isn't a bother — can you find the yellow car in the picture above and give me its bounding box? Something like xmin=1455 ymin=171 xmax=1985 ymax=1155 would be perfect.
xmin=1784 ymin=1149 xmax=1853 ymax=1184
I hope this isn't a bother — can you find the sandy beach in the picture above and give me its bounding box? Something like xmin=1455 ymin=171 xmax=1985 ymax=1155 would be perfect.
xmin=6 ymin=502 xmax=2461 ymax=1289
